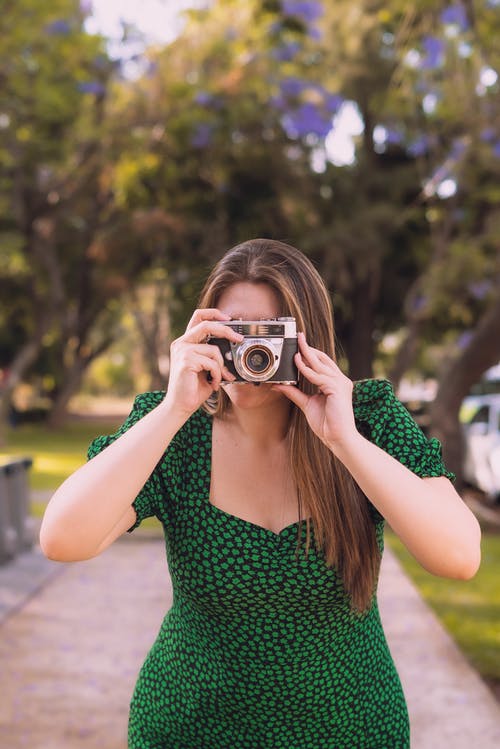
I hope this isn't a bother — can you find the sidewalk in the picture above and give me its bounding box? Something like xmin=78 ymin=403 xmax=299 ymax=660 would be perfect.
xmin=379 ymin=550 xmax=500 ymax=748
xmin=0 ymin=533 xmax=499 ymax=748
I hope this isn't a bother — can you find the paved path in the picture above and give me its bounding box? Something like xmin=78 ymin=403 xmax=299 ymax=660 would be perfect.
xmin=0 ymin=534 xmax=499 ymax=748
xmin=379 ymin=551 xmax=500 ymax=748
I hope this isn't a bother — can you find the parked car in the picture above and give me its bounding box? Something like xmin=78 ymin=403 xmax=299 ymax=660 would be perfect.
xmin=467 ymin=363 xmax=500 ymax=398
xmin=461 ymin=393 xmax=500 ymax=503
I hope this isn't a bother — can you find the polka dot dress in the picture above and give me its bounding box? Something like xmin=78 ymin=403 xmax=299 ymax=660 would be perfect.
xmin=88 ymin=379 xmax=454 ymax=749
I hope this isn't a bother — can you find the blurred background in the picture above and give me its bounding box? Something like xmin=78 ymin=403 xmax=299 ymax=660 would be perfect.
xmin=0 ymin=0 xmax=499 ymax=728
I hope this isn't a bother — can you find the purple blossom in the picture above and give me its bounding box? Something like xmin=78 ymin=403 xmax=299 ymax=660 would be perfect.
xmin=440 ymin=4 xmax=469 ymax=31
xmin=457 ymin=331 xmax=473 ymax=350
xmin=307 ymin=26 xmax=323 ymax=40
xmin=79 ymin=0 xmax=93 ymax=13
xmin=411 ymin=295 xmax=427 ymax=313
xmin=408 ymin=135 xmax=429 ymax=157
xmin=468 ymin=281 xmax=492 ymax=300
xmin=271 ymin=42 xmax=302 ymax=61
xmin=480 ymin=127 xmax=496 ymax=142
xmin=46 ymin=20 xmax=71 ymax=35
xmin=493 ymin=141 xmax=500 ymax=158
xmin=450 ymin=138 xmax=467 ymax=158
xmin=191 ymin=123 xmax=213 ymax=148
xmin=386 ymin=129 xmax=404 ymax=145
xmin=269 ymin=95 xmax=287 ymax=111
xmin=283 ymin=102 xmax=332 ymax=138
xmin=77 ymin=81 xmax=106 ymax=95
xmin=194 ymin=91 xmax=213 ymax=106
xmin=323 ymin=93 xmax=343 ymax=114
xmin=280 ymin=77 xmax=309 ymax=97
xmin=282 ymin=1 xmax=324 ymax=23
xmin=421 ymin=36 xmax=445 ymax=69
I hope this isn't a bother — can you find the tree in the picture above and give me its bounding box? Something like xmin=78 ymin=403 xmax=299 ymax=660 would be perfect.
xmin=0 ymin=0 xmax=109 ymax=437
xmin=107 ymin=0 xmax=433 ymax=382
xmin=380 ymin=0 xmax=500 ymax=479
xmin=2 ymin=0 xmax=498 ymax=454
xmin=0 ymin=1 xmax=180 ymax=430
xmin=430 ymin=294 xmax=500 ymax=483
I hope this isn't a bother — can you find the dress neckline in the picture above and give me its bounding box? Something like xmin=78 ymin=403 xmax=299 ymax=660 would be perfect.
xmin=201 ymin=411 xmax=305 ymax=538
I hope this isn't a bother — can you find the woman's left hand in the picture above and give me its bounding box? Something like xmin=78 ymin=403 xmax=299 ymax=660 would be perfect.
xmin=273 ymin=332 xmax=359 ymax=453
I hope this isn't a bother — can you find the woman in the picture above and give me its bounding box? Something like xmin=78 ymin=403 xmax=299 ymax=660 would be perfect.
xmin=40 ymin=239 xmax=481 ymax=748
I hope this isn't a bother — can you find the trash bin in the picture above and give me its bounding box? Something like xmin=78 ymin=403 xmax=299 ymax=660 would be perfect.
xmin=0 ymin=466 xmax=18 ymax=563
xmin=0 ymin=458 xmax=34 ymax=562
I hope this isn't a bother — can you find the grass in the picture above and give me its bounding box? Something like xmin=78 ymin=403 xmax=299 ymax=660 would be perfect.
xmin=0 ymin=420 xmax=121 ymax=491
xmin=386 ymin=529 xmax=500 ymax=683
xmin=2 ymin=420 xmax=498 ymax=685
xmin=0 ymin=418 xmax=162 ymax=531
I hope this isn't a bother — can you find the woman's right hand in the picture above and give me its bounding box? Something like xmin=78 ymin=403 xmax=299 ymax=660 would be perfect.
xmin=161 ymin=308 xmax=243 ymax=418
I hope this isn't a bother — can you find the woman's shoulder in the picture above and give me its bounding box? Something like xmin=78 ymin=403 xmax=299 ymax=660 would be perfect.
xmin=130 ymin=390 xmax=166 ymax=413
xmin=352 ymin=378 xmax=395 ymax=420
xmin=352 ymin=379 xmax=455 ymax=481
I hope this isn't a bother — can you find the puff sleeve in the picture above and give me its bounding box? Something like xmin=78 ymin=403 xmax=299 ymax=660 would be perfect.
xmin=87 ymin=391 xmax=168 ymax=532
xmin=353 ymin=379 xmax=455 ymax=482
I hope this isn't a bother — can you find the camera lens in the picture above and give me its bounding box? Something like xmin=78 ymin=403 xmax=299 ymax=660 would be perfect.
xmin=244 ymin=347 xmax=272 ymax=374
xmin=232 ymin=338 xmax=280 ymax=381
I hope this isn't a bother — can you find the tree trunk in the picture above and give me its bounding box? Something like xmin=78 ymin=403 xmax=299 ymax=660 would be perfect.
xmin=0 ymin=320 xmax=49 ymax=446
xmin=390 ymin=208 xmax=455 ymax=390
xmin=344 ymin=278 xmax=376 ymax=380
xmin=130 ymin=281 xmax=172 ymax=392
xmin=389 ymin=318 xmax=423 ymax=391
xmin=47 ymin=336 xmax=114 ymax=428
xmin=429 ymin=292 xmax=500 ymax=487
xmin=46 ymin=359 xmax=90 ymax=429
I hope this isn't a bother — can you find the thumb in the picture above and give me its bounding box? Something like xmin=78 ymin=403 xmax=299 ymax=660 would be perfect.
xmin=272 ymin=384 xmax=308 ymax=411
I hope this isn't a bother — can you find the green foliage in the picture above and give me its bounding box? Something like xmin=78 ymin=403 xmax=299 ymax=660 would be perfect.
xmin=1 ymin=0 xmax=499 ymax=413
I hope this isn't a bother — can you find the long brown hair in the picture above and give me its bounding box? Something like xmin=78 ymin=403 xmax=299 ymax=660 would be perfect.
xmin=198 ymin=239 xmax=380 ymax=611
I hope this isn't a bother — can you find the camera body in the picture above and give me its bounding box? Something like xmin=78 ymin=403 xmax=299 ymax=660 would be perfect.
xmin=209 ymin=317 xmax=298 ymax=384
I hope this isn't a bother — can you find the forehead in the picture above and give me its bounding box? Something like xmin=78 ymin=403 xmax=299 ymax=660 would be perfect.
xmin=217 ymin=282 xmax=281 ymax=319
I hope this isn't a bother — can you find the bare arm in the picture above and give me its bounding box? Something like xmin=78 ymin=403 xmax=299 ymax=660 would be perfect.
xmin=276 ymin=333 xmax=481 ymax=580
xmin=40 ymin=309 xmax=243 ymax=562
xmin=334 ymin=436 xmax=481 ymax=578
xmin=39 ymin=400 xmax=186 ymax=561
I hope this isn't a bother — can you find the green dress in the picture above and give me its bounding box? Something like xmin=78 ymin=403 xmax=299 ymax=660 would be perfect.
xmin=87 ymin=379 xmax=454 ymax=749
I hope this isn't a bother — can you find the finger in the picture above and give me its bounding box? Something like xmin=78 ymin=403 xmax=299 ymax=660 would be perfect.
xmin=295 ymin=352 xmax=327 ymax=386
xmin=191 ymin=346 xmax=237 ymax=384
xmin=193 ymin=343 xmax=226 ymax=368
xmin=186 ymin=308 xmax=231 ymax=331
xmin=272 ymin=384 xmax=309 ymax=411
xmin=190 ymin=353 xmax=222 ymax=390
xmin=197 ymin=345 xmax=236 ymax=382
xmin=298 ymin=333 xmax=332 ymax=374
xmin=183 ymin=320 xmax=244 ymax=345
xmin=314 ymin=348 xmax=343 ymax=373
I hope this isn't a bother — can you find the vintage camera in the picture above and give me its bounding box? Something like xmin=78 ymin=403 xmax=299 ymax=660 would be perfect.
xmin=209 ymin=317 xmax=298 ymax=383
